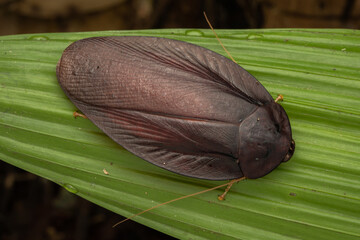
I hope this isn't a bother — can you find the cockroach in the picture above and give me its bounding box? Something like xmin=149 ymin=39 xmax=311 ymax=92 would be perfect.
xmin=57 ymin=35 xmax=295 ymax=178
xmin=56 ymin=30 xmax=295 ymax=224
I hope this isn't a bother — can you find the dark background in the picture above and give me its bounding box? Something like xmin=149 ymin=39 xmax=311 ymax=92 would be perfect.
xmin=0 ymin=0 xmax=359 ymax=36
xmin=1 ymin=0 xmax=359 ymax=239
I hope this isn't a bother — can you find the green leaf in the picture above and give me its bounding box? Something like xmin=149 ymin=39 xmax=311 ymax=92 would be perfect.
xmin=1 ymin=29 xmax=359 ymax=240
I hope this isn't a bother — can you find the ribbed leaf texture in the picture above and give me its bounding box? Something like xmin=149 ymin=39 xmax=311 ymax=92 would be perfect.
xmin=0 ymin=29 xmax=359 ymax=240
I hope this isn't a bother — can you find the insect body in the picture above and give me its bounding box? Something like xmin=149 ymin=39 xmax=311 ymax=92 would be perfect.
xmin=57 ymin=36 xmax=295 ymax=180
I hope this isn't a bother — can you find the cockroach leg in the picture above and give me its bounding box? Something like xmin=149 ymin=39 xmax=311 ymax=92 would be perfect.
xmin=218 ymin=177 xmax=246 ymax=201
xmin=275 ymin=94 xmax=284 ymax=103
xmin=113 ymin=176 xmax=247 ymax=227
xmin=73 ymin=111 xmax=88 ymax=119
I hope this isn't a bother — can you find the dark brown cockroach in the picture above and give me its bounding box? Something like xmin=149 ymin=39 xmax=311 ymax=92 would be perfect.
xmin=57 ymin=35 xmax=296 ymax=225
xmin=57 ymin=36 xmax=294 ymax=182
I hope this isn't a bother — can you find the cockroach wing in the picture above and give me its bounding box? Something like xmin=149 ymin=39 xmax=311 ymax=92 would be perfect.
xmin=73 ymin=104 xmax=243 ymax=180
xmin=57 ymin=36 xmax=275 ymax=180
